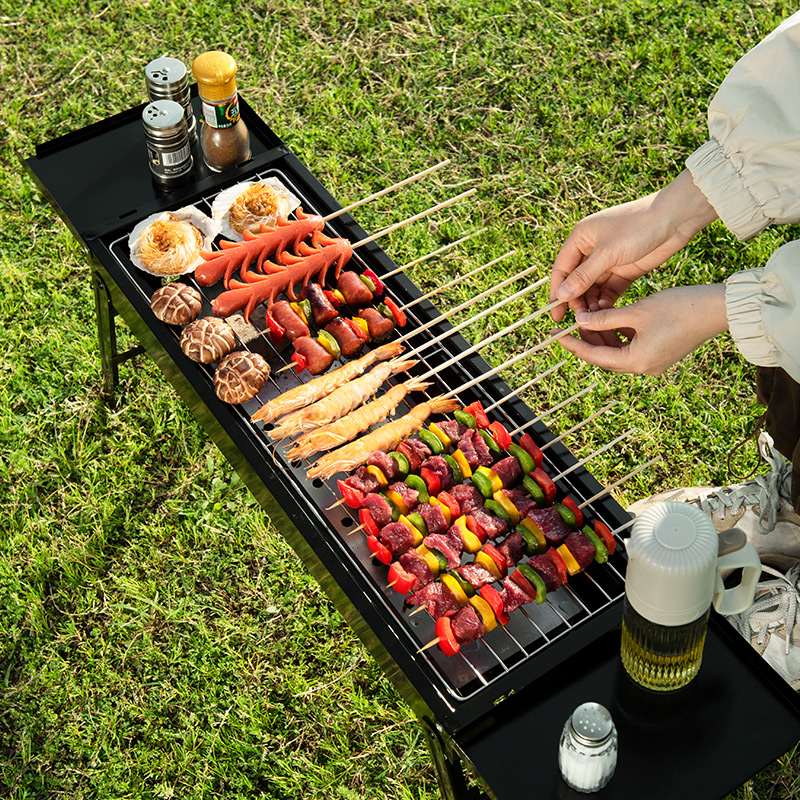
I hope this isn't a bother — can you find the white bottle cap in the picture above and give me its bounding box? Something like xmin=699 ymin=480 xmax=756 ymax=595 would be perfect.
xmin=625 ymin=502 xmax=718 ymax=626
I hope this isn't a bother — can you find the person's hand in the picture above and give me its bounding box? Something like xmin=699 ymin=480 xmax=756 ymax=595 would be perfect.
xmin=550 ymin=171 xmax=718 ymax=327
xmin=554 ymin=284 xmax=728 ymax=375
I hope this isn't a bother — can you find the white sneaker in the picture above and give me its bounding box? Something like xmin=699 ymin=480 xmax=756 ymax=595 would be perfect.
xmin=727 ymin=563 xmax=800 ymax=691
xmin=628 ymin=432 xmax=800 ymax=570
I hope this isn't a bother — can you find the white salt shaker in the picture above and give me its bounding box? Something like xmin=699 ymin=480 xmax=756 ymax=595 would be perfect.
xmin=558 ymin=702 xmax=617 ymax=792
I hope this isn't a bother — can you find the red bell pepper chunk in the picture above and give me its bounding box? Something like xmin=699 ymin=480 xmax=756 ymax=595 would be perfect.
xmin=509 ymin=568 xmax=538 ymax=602
xmin=388 ymin=561 xmax=416 ymax=594
xmin=561 ymin=496 xmax=583 ymax=529
xmin=383 ymin=296 xmax=407 ymax=327
xmin=438 ymin=491 xmax=461 ymax=521
xmin=483 ymin=542 xmax=508 ymax=577
xmin=464 ymin=401 xmax=490 ymax=429
xmin=420 ymin=467 xmax=441 ymax=497
xmin=359 ymin=507 xmax=381 ymax=538
xmin=323 ymin=289 xmax=342 ymax=308
xmin=396 ymin=440 xmax=422 ymax=472
xmin=479 ymin=585 xmax=510 ymax=626
xmin=337 ymin=479 xmax=365 ymax=509
xmin=264 ymin=309 xmax=285 ymax=345
xmin=518 ymin=434 xmax=543 ymax=468
xmin=291 ymin=351 xmax=308 ymax=375
xmin=488 ymin=421 xmax=511 ymax=451
xmin=362 ymin=268 xmax=384 ymax=296
xmin=435 ymin=616 xmax=461 ymax=656
xmin=548 ymin=547 xmax=568 ymax=585
xmin=344 ymin=316 xmax=369 ymax=341
xmin=530 ymin=466 xmax=557 ymax=504
xmin=465 ymin=514 xmax=487 ymax=544
xmin=367 ymin=534 xmax=392 ymax=566
xmin=595 ymin=520 xmax=616 ymax=555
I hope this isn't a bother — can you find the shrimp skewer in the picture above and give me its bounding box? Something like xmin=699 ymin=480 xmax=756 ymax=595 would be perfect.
xmin=285 ymin=378 xmax=433 ymax=461
xmin=306 ymin=396 xmax=459 ymax=480
xmin=269 ymin=359 xmax=418 ymax=441
xmin=250 ymin=342 xmax=403 ymax=425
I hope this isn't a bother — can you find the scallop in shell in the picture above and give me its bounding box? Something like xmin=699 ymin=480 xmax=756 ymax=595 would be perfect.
xmin=128 ymin=205 xmax=220 ymax=277
xmin=211 ymin=178 xmax=301 ymax=240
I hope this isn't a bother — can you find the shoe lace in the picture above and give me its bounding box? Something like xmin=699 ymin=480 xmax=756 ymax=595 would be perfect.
xmin=734 ymin=564 xmax=800 ymax=656
xmin=695 ymin=432 xmax=792 ymax=535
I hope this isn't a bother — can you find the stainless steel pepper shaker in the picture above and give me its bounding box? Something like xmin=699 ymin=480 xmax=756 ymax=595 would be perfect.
xmin=145 ymin=56 xmax=197 ymax=142
xmin=141 ymin=99 xmax=193 ymax=187
xmin=558 ymin=702 xmax=618 ymax=793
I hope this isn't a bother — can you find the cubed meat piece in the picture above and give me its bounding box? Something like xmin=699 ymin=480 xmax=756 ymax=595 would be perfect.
xmin=564 ymin=531 xmax=595 ymax=570
xmin=470 ymin=429 xmax=494 ymax=467
xmin=424 ymin=533 xmax=462 ymax=570
xmin=404 ymin=438 xmax=432 ymax=461
xmin=492 ymin=456 xmax=521 ymax=488
xmin=418 ymin=502 xmax=449 ymax=536
xmin=398 ymin=551 xmax=435 ymax=592
xmin=379 ymin=521 xmax=415 ymax=556
xmin=529 ymin=553 xmax=561 ymax=592
xmin=504 ymin=486 xmax=539 ymax=517
xmin=451 ymin=604 xmax=485 ymax=645
xmin=449 ymin=484 xmax=484 ymax=515
xmin=457 ymin=431 xmax=480 ymax=468
xmin=501 ymin=576 xmax=534 ymax=613
xmin=388 ymin=480 xmax=419 ymax=511
xmin=337 ymin=270 xmax=374 ymax=307
xmin=456 ymin=562 xmax=497 ymax=590
xmin=421 ymin=455 xmax=454 ymax=491
xmin=368 ymin=450 xmax=401 ymax=481
xmin=527 ymin=507 xmax=571 ymax=546
xmin=347 ymin=466 xmax=380 ymax=495
xmin=362 ymin=493 xmax=393 ymax=528
xmin=471 ymin=507 xmax=509 ymax=540
xmin=407 ymin=581 xmax=461 ymax=618
xmin=438 ymin=419 xmax=469 ymax=443
xmin=497 ymin=531 xmax=524 ymax=568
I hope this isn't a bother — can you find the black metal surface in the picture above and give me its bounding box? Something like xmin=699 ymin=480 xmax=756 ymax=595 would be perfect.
xmin=22 ymin=98 xmax=800 ymax=799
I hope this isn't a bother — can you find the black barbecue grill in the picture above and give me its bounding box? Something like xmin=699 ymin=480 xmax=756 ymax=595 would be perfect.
xmin=23 ymin=95 xmax=800 ymax=799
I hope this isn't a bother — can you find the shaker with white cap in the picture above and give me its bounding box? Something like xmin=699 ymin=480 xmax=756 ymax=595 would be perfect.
xmin=621 ymin=502 xmax=761 ymax=691
xmin=558 ymin=701 xmax=618 ymax=792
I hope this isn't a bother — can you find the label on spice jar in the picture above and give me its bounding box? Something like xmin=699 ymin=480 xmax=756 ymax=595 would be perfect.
xmin=201 ymin=94 xmax=241 ymax=128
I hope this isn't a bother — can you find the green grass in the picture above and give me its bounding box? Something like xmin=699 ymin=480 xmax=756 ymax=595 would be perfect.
xmin=2 ymin=0 xmax=800 ymax=797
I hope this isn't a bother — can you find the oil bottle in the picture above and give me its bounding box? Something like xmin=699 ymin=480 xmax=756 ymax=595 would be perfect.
xmin=620 ymin=502 xmax=760 ymax=692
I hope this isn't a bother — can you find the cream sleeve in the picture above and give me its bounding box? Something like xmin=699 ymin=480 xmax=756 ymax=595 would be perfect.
xmin=686 ymin=11 xmax=800 ymax=241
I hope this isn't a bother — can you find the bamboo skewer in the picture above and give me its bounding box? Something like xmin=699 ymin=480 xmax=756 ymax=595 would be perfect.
xmin=539 ymin=402 xmax=617 ymax=452
xmin=322 ymin=159 xmax=452 ymax=223
xmin=509 ymin=381 xmax=599 ymax=436
xmin=384 ymin=228 xmax=488 ymax=278
xmin=482 ymin=360 xmax=568 ymax=414
xmin=550 ymin=429 xmax=634 ymax=482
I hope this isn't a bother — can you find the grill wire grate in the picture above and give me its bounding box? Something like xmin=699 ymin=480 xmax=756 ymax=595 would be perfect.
xmin=108 ymin=165 xmax=627 ymax=702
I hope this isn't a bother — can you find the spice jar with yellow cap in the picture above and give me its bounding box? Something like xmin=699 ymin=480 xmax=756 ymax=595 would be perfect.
xmin=191 ymin=51 xmax=251 ymax=172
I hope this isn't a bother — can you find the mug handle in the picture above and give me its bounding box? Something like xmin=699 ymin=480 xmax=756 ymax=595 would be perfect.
xmin=712 ymin=532 xmax=762 ymax=616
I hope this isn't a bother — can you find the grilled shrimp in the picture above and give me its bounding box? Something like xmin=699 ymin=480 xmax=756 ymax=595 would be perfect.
xmin=306 ymin=396 xmax=459 ymax=480
xmin=250 ymin=342 xmax=403 ymax=424
xmin=284 ymin=378 xmax=432 ymax=461
xmin=269 ymin=358 xmax=417 ymax=441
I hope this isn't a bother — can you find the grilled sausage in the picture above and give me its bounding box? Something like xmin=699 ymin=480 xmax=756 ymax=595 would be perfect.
xmin=270 ymin=301 xmax=310 ymax=341
xmin=324 ymin=317 xmax=365 ymax=357
xmin=336 ymin=271 xmax=374 ymax=307
xmin=359 ymin=307 xmax=396 ymax=340
xmin=303 ymin=283 xmax=338 ymax=327
xmin=294 ymin=335 xmax=334 ymax=374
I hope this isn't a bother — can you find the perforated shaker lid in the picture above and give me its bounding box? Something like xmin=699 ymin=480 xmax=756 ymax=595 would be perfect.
xmin=625 ymin=502 xmax=718 ymax=625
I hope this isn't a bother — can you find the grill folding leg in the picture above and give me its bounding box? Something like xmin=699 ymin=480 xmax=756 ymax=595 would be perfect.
xmin=91 ymin=268 xmax=144 ymax=406
xmin=419 ymin=718 xmax=491 ymax=800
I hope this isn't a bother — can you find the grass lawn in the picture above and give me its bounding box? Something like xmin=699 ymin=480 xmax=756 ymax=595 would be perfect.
xmin=2 ymin=0 xmax=799 ymax=797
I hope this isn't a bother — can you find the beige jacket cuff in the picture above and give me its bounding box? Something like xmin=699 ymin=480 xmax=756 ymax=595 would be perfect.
xmin=726 ymin=241 xmax=800 ymax=382
xmin=687 ymin=139 xmax=770 ymax=241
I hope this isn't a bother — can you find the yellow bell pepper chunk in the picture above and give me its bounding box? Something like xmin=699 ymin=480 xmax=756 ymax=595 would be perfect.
xmin=453 ymin=515 xmax=482 ymax=553
xmin=476 ymin=466 xmax=503 ymax=493
xmin=429 ymin=496 xmax=451 ymax=527
xmin=385 ymin=489 xmax=410 ymax=516
xmin=351 ymin=316 xmax=370 ymax=339
xmin=492 ymin=490 xmax=520 ymax=526
xmin=428 ymin=423 xmax=452 ymax=449
xmin=557 ymin=543 xmax=582 ymax=576
xmin=416 ymin=544 xmax=441 ymax=577
xmin=519 ymin=517 xmax=547 ymax=552
xmin=469 ymin=595 xmax=497 ymax=634
xmin=366 ymin=465 xmax=388 ymax=488
xmin=442 ymin=574 xmax=469 ymax=606
xmin=451 ymin=449 xmax=472 ymax=479
xmin=475 ymin=551 xmax=502 ymax=582
xmin=397 ymin=515 xmax=423 ymax=547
